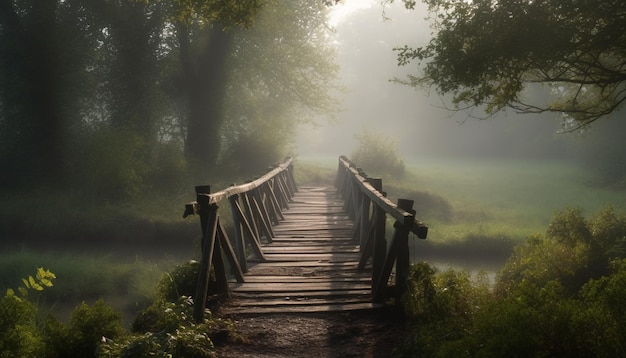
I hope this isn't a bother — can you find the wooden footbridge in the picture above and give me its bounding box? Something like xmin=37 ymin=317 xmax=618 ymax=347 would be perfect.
xmin=183 ymin=156 xmax=427 ymax=320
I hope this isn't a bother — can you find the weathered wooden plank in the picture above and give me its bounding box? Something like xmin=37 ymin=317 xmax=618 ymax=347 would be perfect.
xmin=246 ymin=260 xmax=360 ymax=267
xmin=231 ymin=289 xmax=371 ymax=300
xmin=222 ymin=302 xmax=379 ymax=315
xmin=218 ymin=183 xmax=378 ymax=315
xmin=235 ymin=275 xmax=371 ymax=283
xmin=261 ymin=254 xmax=359 ymax=262
xmin=228 ymin=297 xmax=370 ymax=307
xmin=230 ymin=282 xmax=371 ymax=292
xmin=268 ymin=238 xmax=354 ymax=244
xmin=261 ymin=245 xmax=359 ymax=253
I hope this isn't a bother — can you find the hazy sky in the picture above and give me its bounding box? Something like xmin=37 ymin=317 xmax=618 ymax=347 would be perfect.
xmin=295 ymin=1 xmax=568 ymax=161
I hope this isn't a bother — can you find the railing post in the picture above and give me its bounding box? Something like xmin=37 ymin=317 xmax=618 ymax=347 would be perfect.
xmin=286 ymin=161 xmax=297 ymax=194
xmin=372 ymin=198 xmax=414 ymax=304
xmin=359 ymin=185 xmax=371 ymax=249
xmin=228 ymin=193 xmax=247 ymax=273
xmin=193 ymin=185 xmax=217 ymax=323
xmin=395 ymin=199 xmax=415 ymax=302
xmin=369 ymin=178 xmax=386 ymax=300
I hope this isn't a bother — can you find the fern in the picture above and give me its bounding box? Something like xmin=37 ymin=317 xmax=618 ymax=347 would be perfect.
xmin=5 ymin=267 xmax=56 ymax=301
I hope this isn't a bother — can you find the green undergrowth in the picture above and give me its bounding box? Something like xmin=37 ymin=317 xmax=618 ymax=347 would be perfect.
xmin=395 ymin=206 xmax=626 ymax=357
xmin=1 ymin=262 xmax=237 ymax=357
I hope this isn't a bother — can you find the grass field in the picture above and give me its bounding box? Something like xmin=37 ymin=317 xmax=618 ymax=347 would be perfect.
xmin=401 ymin=157 xmax=626 ymax=240
xmin=2 ymin=155 xmax=624 ymax=323
xmin=296 ymin=155 xmax=626 ymax=269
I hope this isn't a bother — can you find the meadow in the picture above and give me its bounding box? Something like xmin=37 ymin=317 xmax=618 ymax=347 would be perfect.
xmin=1 ymin=155 xmax=625 ymax=325
xmin=296 ymin=155 xmax=626 ymax=270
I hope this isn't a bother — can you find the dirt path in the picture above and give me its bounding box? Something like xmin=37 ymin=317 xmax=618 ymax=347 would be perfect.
xmin=214 ymin=307 xmax=407 ymax=358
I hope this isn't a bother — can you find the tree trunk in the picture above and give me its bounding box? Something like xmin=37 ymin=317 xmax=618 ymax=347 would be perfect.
xmin=178 ymin=24 xmax=234 ymax=167
xmin=0 ymin=0 xmax=64 ymax=184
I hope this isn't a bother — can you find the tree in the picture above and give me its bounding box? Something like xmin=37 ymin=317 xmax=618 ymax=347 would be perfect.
xmin=395 ymin=0 xmax=626 ymax=130
xmin=172 ymin=0 xmax=264 ymax=167
xmin=219 ymin=0 xmax=339 ymax=174
xmin=173 ymin=0 xmax=338 ymax=170
xmin=0 ymin=0 xmax=80 ymax=184
xmin=0 ymin=0 xmax=338 ymax=195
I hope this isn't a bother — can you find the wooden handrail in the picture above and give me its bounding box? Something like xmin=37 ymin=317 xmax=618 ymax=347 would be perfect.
xmin=336 ymin=155 xmax=428 ymax=304
xmin=337 ymin=155 xmax=428 ymax=238
xmin=184 ymin=157 xmax=295 ymax=322
xmin=339 ymin=157 xmax=408 ymax=224
xmin=183 ymin=157 xmax=294 ymax=217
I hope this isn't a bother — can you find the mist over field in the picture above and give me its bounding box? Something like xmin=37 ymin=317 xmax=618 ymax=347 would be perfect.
xmin=296 ymin=0 xmax=626 ymax=270
xmin=298 ymin=0 xmax=622 ymax=162
xmin=2 ymin=1 xmax=626 ymax=356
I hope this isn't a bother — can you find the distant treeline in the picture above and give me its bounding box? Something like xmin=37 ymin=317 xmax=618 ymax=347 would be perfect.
xmin=0 ymin=1 xmax=338 ymax=200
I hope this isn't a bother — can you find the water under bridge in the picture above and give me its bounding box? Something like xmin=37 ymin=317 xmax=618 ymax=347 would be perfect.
xmin=183 ymin=156 xmax=428 ymax=320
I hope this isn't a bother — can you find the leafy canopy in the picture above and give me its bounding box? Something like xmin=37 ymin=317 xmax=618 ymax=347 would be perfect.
xmin=395 ymin=0 xmax=626 ymax=130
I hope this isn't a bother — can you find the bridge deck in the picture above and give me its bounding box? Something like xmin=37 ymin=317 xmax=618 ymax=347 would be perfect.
xmin=220 ymin=186 xmax=377 ymax=315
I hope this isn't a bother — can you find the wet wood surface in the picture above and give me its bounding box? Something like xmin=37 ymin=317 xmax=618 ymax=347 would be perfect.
xmin=219 ymin=186 xmax=377 ymax=315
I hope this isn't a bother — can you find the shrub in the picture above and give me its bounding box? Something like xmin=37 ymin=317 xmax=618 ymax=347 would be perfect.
xmin=396 ymin=263 xmax=490 ymax=357
xmin=0 ymin=295 xmax=44 ymax=357
xmin=351 ymin=129 xmax=405 ymax=178
xmin=44 ymin=299 xmax=125 ymax=358
xmin=104 ymin=296 xmax=236 ymax=358
xmin=0 ymin=267 xmax=55 ymax=357
xmin=398 ymin=207 xmax=626 ymax=357
xmin=155 ymin=260 xmax=200 ymax=303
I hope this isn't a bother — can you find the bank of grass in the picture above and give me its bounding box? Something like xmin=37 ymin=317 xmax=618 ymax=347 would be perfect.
xmin=296 ymin=156 xmax=626 ymax=264
xmin=0 ymin=185 xmax=202 ymax=246
xmin=0 ymin=249 xmax=177 ymax=324
xmin=399 ymin=157 xmax=626 ymax=241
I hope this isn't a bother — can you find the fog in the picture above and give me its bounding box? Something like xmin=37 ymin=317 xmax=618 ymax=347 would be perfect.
xmin=294 ymin=0 xmax=626 ymax=275
xmin=296 ymin=1 xmax=592 ymax=161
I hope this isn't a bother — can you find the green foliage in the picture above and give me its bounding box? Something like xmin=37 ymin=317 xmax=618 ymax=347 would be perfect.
xmin=173 ymin=0 xmax=263 ymax=27
xmin=155 ymin=261 xmax=200 ymax=303
xmin=397 ymin=263 xmax=491 ymax=357
xmin=0 ymin=296 xmax=44 ymax=357
xmin=396 ymin=0 xmax=626 ymax=127
xmin=0 ymin=263 xmax=234 ymax=358
xmin=44 ymin=299 xmax=125 ymax=358
xmin=6 ymin=267 xmax=56 ymax=301
xmin=497 ymin=206 xmax=626 ymax=296
xmin=399 ymin=206 xmax=626 ymax=357
xmin=102 ymin=296 xmax=235 ymax=358
xmin=0 ymin=0 xmax=337 ymax=198
xmin=0 ymin=267 xmax=54 ymax=357
xmin=351 ymin=129 xmax=405 ymax=177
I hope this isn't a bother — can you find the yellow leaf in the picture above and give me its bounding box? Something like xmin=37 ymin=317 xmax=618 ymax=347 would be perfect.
xmin=40 ymin=278 xmax=53 ymax=287
xmin=18 ymin=287 xmax=28 ymax=296
xmin=6 ymin=288 xmax=14 ymax=296
xmin=22 ymin=278 xmax=30 ymax=289
xmin=28 ymin=276 xmax=43 ymax=291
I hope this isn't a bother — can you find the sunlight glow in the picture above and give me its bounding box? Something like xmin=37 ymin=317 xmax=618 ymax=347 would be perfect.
xmin=328 ymin=0 xmax=376 ymax=26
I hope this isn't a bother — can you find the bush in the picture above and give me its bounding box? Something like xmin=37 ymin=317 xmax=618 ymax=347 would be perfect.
xmin=0 ymin=296 xmax=44 ymax=357
xmin=104 ymin=296 xmax=236 ymax=358
xmin=44 ymin=299 xmax=125 ymax=358
xmin=396 ymin=263 xmax=490 ymax=357
xmin=398 ymin=207 xmax=626 ymax=357
xmin=155 ymin=260 xmax=200 ymax=303
xmin=351 ymin=129 xmax=405 ymax=178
